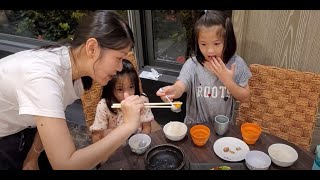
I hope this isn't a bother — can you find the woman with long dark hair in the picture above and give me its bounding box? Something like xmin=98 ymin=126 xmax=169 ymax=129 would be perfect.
xmin=0 ymin=10 xmax=145 ymax=170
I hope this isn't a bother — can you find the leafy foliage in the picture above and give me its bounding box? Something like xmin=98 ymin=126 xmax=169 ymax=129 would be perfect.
xmin=152 ymin=10 xmax=202 ymax=58
xmin=10 ymin=10 xmax=91 ymax=41
xmin=4 ymin=10 xmax=128 ymax=42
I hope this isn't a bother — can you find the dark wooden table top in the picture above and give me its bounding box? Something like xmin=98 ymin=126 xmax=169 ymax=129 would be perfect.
xmin=99 ymin=123 xmax=314 ymax=170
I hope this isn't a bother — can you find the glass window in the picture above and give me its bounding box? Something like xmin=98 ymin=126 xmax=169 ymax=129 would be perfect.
xmin=0 ymin=10 xmax=91 ymax=42
xmin=146 ymin=10 xmax=232 ymax=71
xmin=0 ymin=10 xmax=128 ymax=42
xmin=152 ymin=10 xmax=202 ymax=65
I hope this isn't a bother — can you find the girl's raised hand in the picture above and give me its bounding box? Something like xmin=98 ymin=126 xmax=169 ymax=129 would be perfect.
xmin=121 ymin=92 xmax=144 ymax=128
xmin=204 ymin=56 xmax=236 ymax=84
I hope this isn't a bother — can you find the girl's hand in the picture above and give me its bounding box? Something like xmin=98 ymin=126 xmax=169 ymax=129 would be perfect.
xmin=121 ymin=92 xmax=144 ymax=129
xmin=204 ymin=56 xmax=236 ymax=85
xmin=156 ymin=86 xmax=176 ymax=102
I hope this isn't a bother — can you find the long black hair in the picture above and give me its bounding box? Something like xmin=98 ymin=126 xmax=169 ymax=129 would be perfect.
xmin=37 ymin=10 xmax=135 ymax=90
xmin=101 ymin=59 xmax=141 ymax=114
xmin=190 ymin=10 xmax=236 ymax=65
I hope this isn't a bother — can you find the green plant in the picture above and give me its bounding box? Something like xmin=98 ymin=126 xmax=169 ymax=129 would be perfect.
xmin=12 ymin=10 xmax=91 ymax=41
xmin=152 ymin=10 xmax=202 ymax=57
xmin=9 ymin=10 xmax=128 ymax=42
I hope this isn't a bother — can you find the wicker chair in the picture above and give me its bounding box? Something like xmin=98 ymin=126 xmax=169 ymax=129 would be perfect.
xmin=81 ymin=51 xmax=161 ymax=131
xmin=236 ymin=64 xmax=320 ymax=151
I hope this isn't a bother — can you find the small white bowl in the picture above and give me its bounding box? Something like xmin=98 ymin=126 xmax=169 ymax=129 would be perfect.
xmin=268 ymin=143 xmax=298 ymax=167
xmin=163 ymin=121 xmax=187 ymax=141
xmin=128 ymin=134 xmax=151 ymax=155
xmin=245 ymin=150 xmax=271 ymax=170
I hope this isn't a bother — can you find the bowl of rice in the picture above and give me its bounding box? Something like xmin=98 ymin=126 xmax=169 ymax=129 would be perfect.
xmin=163 ymin=121 xmax=187 ymax=141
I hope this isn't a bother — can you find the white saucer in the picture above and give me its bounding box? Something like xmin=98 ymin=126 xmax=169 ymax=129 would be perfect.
xmin=213 ymin=137 xmax=250 ymax=162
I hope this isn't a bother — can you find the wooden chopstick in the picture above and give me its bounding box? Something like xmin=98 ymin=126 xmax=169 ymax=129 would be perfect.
xmin=111 ymin=105 xmax=173 ymax=109
xmin=111 ymin=102 xmax=182 ymax=109
xmin=146 ymin=102 xmax=182 ymax=105
xmin=112 ymin=102 xmax=182 ymax=107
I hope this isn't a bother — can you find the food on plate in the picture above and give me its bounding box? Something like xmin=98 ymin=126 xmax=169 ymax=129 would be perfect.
xmin=223 ymin=146 xmax=240 ymax=154
xmin=223 ymin=147 xmax=229 ymax=152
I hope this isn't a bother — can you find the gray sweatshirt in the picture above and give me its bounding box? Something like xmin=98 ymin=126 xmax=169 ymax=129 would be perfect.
xmin=177 ymin=55 xmax=252 ymax=125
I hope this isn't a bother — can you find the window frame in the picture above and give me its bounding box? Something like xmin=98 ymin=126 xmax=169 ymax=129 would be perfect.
xmin=0 ymin=10 xmax=190 ymax=83
xmin=143 ymin=10 xmax=184 ymax=72
xmin=129 ymin=10 xmax=183 ymax=80
xmin=132 ymin=10 xmax=233 ymax=80
xmin=0 ymin=33 xmax=54 ymax=53
xmin=1 ymin=10 xmax=233 ymax=83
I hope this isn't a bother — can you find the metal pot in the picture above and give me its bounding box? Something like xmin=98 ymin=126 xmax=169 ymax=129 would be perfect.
xmin=144 ymin=144 xmax=185 ymax=170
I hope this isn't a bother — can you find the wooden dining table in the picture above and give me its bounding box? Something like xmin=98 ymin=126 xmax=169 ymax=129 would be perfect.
xmin=99 ymin=123 xmax=314 ymax=170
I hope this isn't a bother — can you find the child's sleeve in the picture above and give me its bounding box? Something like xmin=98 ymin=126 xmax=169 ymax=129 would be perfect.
xmin=140 ymin=96 xmax=154 ymax=123
xmin=234 ymin=57 xmax=252 ymax=87
xmin=89 ymin=99 xmax=109 ymax=132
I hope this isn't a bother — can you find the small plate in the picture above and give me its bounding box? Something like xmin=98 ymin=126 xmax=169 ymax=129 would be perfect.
xmin=213 ymin=137 xmax=250 ymax=162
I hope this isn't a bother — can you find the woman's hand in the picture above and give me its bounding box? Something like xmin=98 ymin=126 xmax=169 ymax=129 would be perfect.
xmin=121 ymin=92 xmax=144 ymax=129
xmin=204 ymin=56 xmax=236 ymax=85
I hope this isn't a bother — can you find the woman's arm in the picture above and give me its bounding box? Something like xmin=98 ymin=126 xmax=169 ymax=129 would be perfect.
xmin=35 ymin=117 xmax=138 ymax=170
xmin=35 ymin=94 xmax=143 ymax=170
xmin=91 ymin=129 xmax=114 ymax=143
xmin=22 ymin=131 xmax=43 ymax=170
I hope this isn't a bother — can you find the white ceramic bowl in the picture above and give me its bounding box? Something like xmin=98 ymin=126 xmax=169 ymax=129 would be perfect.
xmin=128 ymin=134 xmax=151 ymax=155
xmin=245 ymin=150 xmax=271 ymax=170
xmin=268 ymin=143 xmax=298 ymax=167
xmin=163 ymin=121 xmax=187 ymax=141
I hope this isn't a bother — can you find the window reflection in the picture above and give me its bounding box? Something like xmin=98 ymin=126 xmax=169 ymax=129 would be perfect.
xmin=152 ymin=10 xmax=231 ymax=65
xmin=152 ymin=10 xmax=199 ymax=65
xmin=0 ymin=10 xmax=128 ymax=42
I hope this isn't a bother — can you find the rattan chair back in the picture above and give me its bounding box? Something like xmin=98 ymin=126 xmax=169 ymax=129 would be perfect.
xmin=236 ymin=64 xmax=320 ymax=151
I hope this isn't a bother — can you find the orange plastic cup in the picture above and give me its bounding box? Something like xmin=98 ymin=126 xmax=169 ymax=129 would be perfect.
xmin=190 ymin=125 xmax=210 ymax=146
xmin=241 ymin=123 xmax=262 ymax=144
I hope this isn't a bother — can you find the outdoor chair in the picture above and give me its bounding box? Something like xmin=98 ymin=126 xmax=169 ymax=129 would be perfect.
xmin=236 ymin=64 xmax=320 ymax=152
xmin=81 ymin=51 xmax=162 ymax=133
